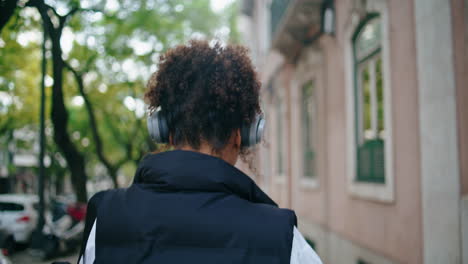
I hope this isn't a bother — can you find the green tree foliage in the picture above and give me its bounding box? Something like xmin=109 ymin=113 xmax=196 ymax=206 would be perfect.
xmin=1 ymin=0 xmax=238 ymax=199
xmin=0 ymin=10 xmax=41 ymax=134
xmin=0 ymin=10 xmax=43 ymax=183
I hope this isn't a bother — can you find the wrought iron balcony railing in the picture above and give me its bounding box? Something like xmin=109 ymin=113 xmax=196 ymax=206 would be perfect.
xmin=270 ymin=0 xmax=292 ymax=38
xmin=269 ymin=0 xmax=323 ymax=58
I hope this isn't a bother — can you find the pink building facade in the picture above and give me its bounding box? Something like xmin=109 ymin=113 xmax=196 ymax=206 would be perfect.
xmin=238 ymin=0 xmax=467 ymax=263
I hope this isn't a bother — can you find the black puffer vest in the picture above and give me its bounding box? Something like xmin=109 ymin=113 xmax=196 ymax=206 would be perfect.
xmin=85 ymin=150 xmax=297 ymax=264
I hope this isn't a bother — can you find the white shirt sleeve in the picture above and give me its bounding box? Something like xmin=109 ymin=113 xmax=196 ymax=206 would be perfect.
xmin=290 ymin=227 xmax=323 ymax=264
xmin=79 ymin=219 xmax=97 ymax=264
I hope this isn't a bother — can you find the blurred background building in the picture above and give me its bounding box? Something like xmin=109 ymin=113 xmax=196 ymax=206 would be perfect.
xmin=238 ymin=0 xmax=467 ymax=263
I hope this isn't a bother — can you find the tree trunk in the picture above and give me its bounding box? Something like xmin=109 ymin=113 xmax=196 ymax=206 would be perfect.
xmin=0 ymin=0 xmax=18 ymax=33
xmin=49 ymin=33 xmax=88 ymax=202
xmin=109 ymin=168 xmax=118 ymax=189
xmin=35 ymin=1 xmax=88 ymax=202
xmin=64 ymin=62 xmax=119 ymax=188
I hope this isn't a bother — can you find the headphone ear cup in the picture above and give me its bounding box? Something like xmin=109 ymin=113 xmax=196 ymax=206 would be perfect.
xmin=240 ymin=123 xmax=251 ymax=147
xmin=158 ymin=111 xmax=169 ymax=143
xmin=147 ymin=110 xmax=170 ymax=144
xmin=241 ymin=114 xmax=265 ymax=147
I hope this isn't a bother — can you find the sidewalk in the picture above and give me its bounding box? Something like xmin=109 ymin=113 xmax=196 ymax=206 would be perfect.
xmin=10 ymin=250 xmax=79 ymax=264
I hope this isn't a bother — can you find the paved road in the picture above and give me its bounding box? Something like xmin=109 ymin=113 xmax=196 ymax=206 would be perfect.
xmin=9 ymin=250 xmax=79 ymax=264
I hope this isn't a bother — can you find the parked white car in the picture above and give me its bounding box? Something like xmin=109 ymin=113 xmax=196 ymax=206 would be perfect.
xmin=0 ymin=194 xmax=38 ymax=244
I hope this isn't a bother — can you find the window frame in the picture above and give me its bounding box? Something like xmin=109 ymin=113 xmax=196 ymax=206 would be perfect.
xmin=352 ymin=13 xmax=386 ymax=184
xmin=300 ymin=80 xmax=318 ymax=179
xmin=272 ymin=78 xmax=287 ymax=182
xmin=344 ymin=0 xmax=394 ymax=203
xmin=290 ymin=53 xmax=324 ymax=191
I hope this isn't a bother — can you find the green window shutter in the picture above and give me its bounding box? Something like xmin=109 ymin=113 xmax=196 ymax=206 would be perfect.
xmin=357 ymin=139 xmax=385 ymax=183
xmin=357 ymin=259 xmax=371 ymax=264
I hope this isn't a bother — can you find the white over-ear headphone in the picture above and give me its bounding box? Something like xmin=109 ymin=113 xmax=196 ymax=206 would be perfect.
xmin=147 ymin=108 xmax=265 ymax=147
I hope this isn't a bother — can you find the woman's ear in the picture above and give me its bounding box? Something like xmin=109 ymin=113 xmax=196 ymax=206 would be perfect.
xmin=235 ymin=129 xmax=241 ymax=149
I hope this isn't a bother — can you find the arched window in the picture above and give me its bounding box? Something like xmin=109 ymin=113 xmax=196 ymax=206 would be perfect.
xmin=352 ymin=14 xmax=385 ymax=183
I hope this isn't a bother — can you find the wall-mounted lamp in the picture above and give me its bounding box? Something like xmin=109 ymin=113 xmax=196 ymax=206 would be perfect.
xmin=240 ymin=0 xmax=254 ymax=17
xmin=321 ymin=0 xmax=335 ymax=35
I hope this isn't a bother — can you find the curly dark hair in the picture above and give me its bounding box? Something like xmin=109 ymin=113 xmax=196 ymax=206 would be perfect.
xmin=144 ymin=40 xmax=261 ymax=153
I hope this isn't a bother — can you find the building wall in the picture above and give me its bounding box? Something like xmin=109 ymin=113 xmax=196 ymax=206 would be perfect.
xmin=451 ymin=1 xmax=468 ymax=263
xmin=265 ymin=64 xmax=294 ymax=208
xmin=290 ymin=45 xmax=328 ymax=227
xmin=414 ymin=0 xmax=461 ymax=262
xmin=239 ymin=0 xmax=464 ymax=263
xmin=246 ymin=0 xmax=425 ymax=263
xmin=284 ymin=0 xmax=423 ymax=263
xmin=452 ymin=0 xmax=468 ymax=197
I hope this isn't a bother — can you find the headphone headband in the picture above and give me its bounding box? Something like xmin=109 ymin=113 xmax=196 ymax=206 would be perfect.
xmin=148 ymin=108 xmax=265 ymax=147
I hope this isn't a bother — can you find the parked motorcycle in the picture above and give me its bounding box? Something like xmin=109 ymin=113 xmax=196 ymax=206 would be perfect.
xmin=0 ymin=229 xmax=13 ymax=264
xmin=30 ymin=202 xmax=86 ymax=260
